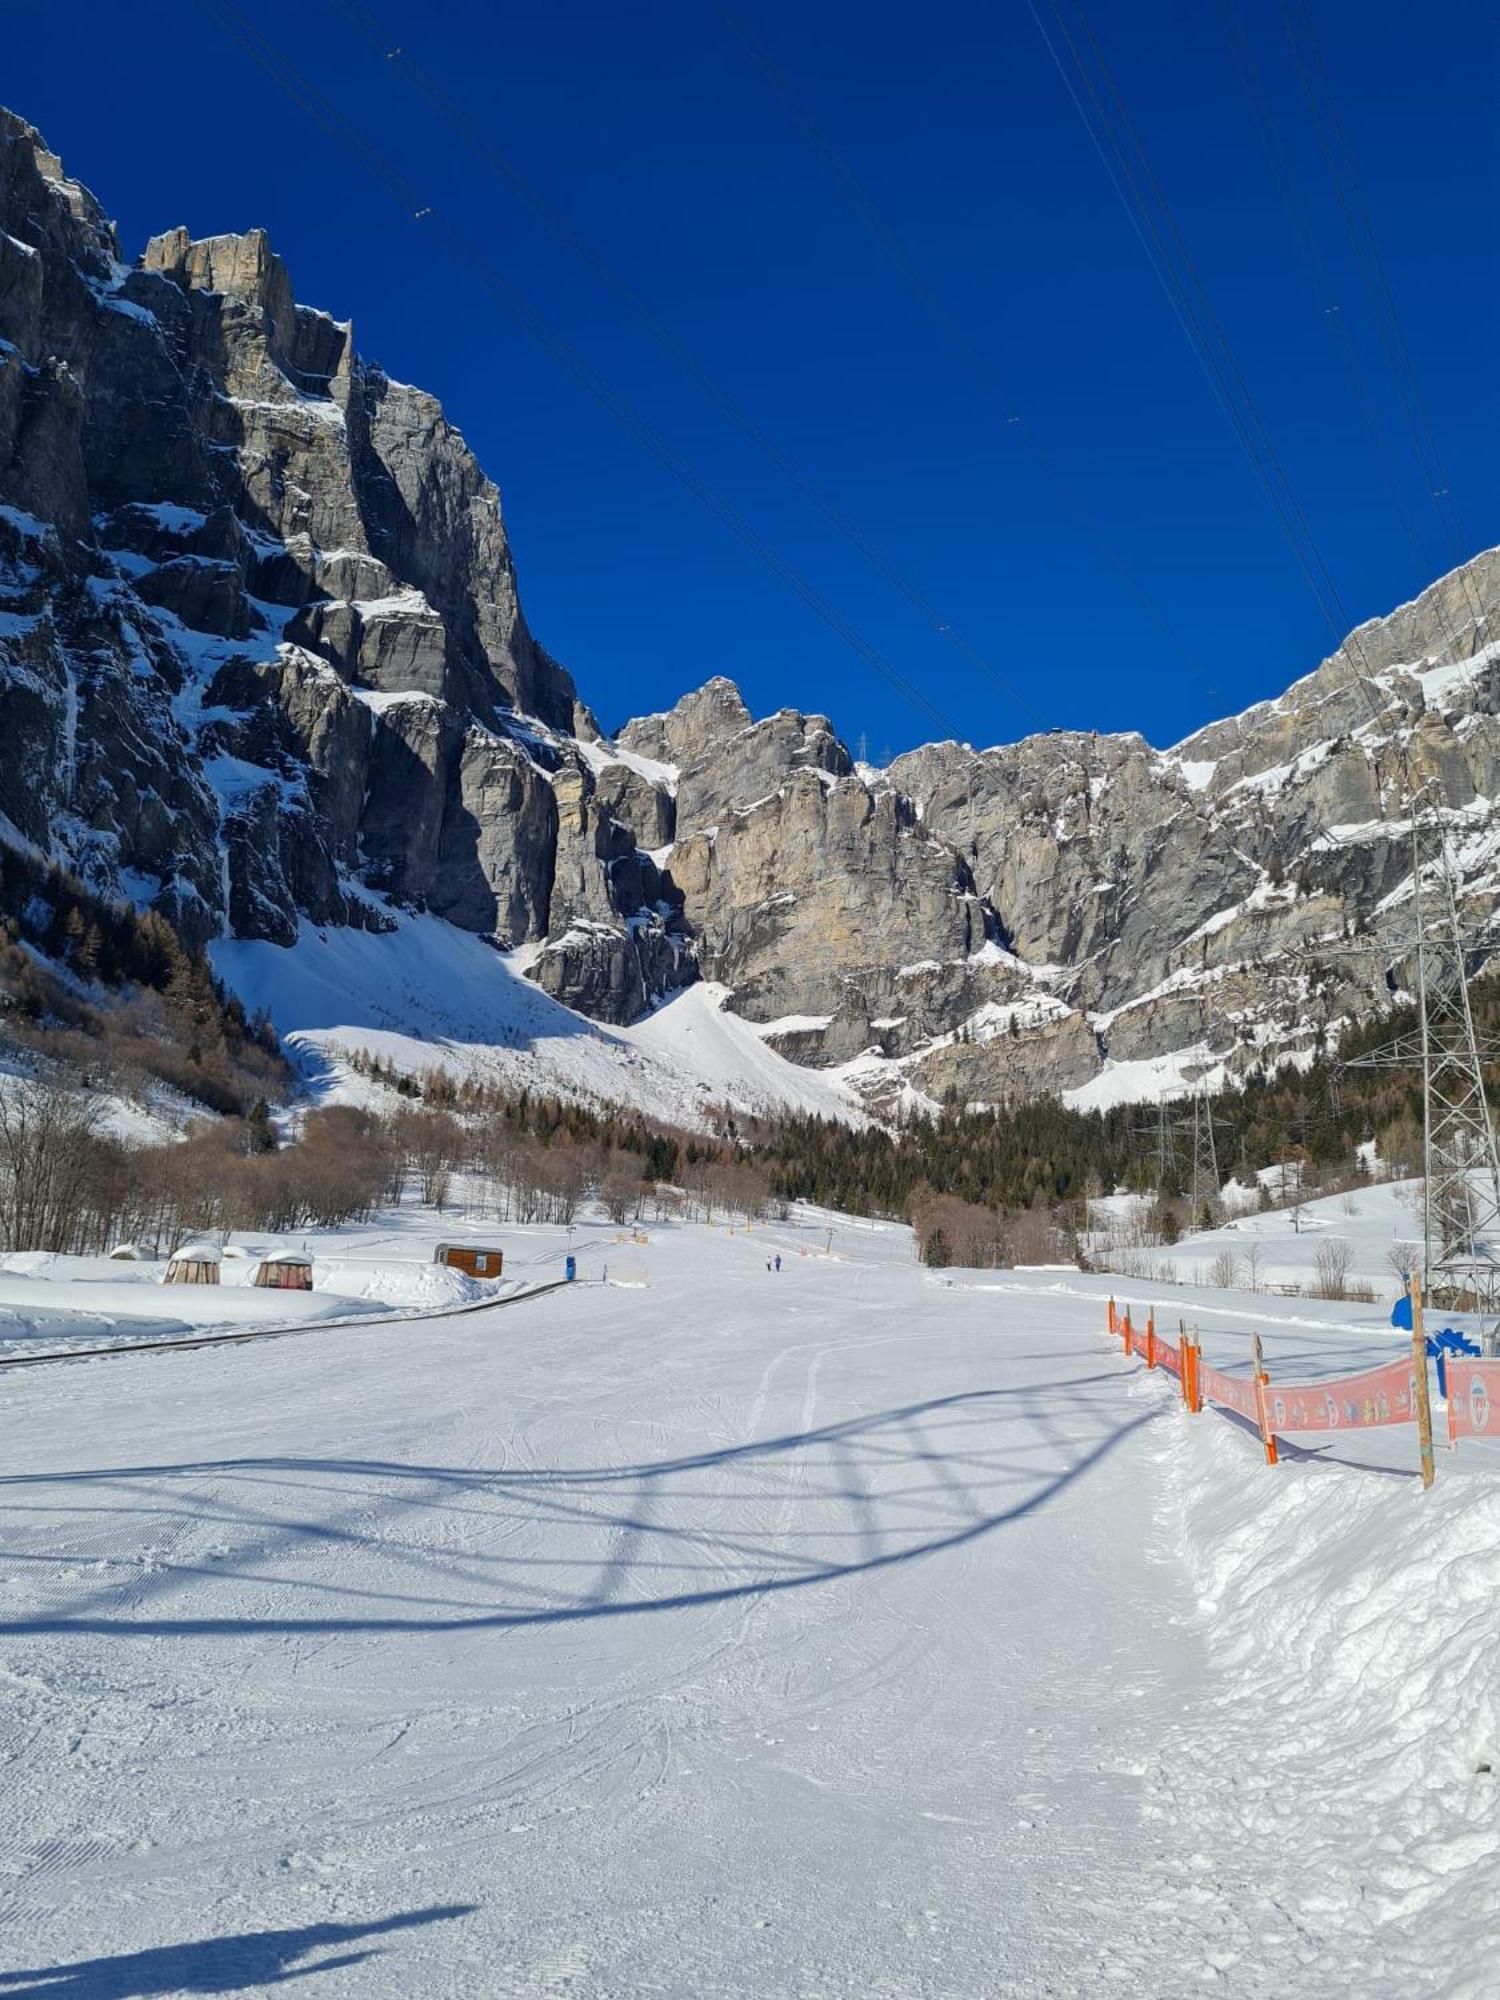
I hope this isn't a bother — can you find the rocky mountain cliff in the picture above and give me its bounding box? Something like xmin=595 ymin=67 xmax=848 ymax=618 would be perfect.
xmin=4 ymin=106 xmax=1499 ymax=1118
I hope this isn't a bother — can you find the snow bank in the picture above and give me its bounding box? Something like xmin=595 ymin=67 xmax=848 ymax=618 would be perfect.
xmin=1139 ymin=1408 xmax=1500 ymax=1995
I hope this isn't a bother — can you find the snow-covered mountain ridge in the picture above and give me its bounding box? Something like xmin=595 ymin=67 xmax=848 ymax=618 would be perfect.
xmin=4 ymin=104 xmax=1498 ymax=1122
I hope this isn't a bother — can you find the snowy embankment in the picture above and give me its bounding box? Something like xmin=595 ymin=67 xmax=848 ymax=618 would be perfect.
xmin=1138 ymin=1413 xmax=1500 ymax=1998
xmin=1 ymin=1209 xmax=1496 ymax=1993
xmin=211 ymin=913 xmax=863 ymax=1130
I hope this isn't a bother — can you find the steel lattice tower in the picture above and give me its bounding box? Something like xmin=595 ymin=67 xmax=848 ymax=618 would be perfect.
xmin=1345 ymin=803 xmax=1500 ymax=1349
xmin=1190 ymin=1084 xmax=1222 ymax=1226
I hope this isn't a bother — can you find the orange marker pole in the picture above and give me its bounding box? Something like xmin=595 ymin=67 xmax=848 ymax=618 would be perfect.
xmin=1146 ymin=1308 xmax=1157 ymax=1370
xmin=1251 ymin=1332 xmax=1278 ymax=1466
xmin=1108 ymin=1296 xmax=1117 ymax=1337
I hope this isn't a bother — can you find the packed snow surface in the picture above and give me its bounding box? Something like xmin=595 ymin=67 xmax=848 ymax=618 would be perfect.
xmin=2 ymin=1200 xmax=1497 ymax=1993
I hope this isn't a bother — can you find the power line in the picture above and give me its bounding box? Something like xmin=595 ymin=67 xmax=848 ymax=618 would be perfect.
xmin=323 ymin=0 xmax=1050 ymax=735
xmin=1281 ymin=0 xmax=1491 ymax=645
xmin=1218 ymin=0 xmax=1444 ymax=583
xmin=1027 ymin=0 xmax=1364 ymax=651
xmin=720 ymin=2 xmax=1232 ymax=713
xmin=196 ymin=0 xmax=964 ymax=744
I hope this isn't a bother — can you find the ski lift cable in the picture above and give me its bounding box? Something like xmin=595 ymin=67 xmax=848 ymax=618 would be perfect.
xmin=195 ymin=0 xmax=963 ymax=744
xmin=323 ymin=0 xmax=1051 ymax=735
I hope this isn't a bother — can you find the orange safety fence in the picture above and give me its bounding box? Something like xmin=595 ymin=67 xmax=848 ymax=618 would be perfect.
xmin=1105 ymin=1299 xmax=1448 ymax=1480
xmin=1263 ymin=1355 xmax=1420 ymax=1434
xmin=1447 ymin=1358 xmax=1500 ymax=1444
xmin=1197 ymin=1361 xmax=1261 ymax=1425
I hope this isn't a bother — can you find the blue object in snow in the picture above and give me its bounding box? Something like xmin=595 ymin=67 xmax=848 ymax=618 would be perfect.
xmin=1391 ymin=1293 xmax=1413 ymax=1330
xmin=565 ymin=1255 xmax=576 ymax=1283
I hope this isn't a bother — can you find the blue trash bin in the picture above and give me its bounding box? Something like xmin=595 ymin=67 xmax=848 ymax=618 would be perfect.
xmin=565 ymin=1255 xmax=576 ymax=1283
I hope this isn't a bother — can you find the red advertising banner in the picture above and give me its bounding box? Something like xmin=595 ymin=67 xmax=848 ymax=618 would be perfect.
xmin=1262 ymin=1356 xmax=1418 ymax=1434
xmin=1198 ymin=1363 xmax=1261 ymax=1424
xmin=1446 ymin=1358 xmax=1500 ymax=1443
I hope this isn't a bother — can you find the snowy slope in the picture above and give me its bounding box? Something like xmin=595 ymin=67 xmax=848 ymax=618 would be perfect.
xmin=1099 ymin=1177 xmax=1425 ymax=1300
xmin=210 ymin=913 xmax=862 ymax=1129
xmin=2 ymin=1212 xmax=1496 ymax=1992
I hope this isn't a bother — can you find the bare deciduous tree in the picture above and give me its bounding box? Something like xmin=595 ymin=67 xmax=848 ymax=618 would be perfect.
xmin=1314 ymin=1237 xmax=1352 ymax=1301
xmin=0 ymin=1074 xmax=105 ymax=1252
xmin=1209 ymin=1249 xmax=1243 ymax=1290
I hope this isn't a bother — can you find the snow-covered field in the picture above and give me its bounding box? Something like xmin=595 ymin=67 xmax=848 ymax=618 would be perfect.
xmin=0 ymin=1227 xmax=506 ymax=1361
xmin=2 ymin=1204 xmax=1496 ymax=1994
xmin=1094 ymin=1174 xmax=1426 ymax=1299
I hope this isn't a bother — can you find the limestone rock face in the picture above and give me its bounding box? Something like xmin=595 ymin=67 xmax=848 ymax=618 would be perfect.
xmin=0 ymin=106 xmax=660 ymax=989
xmin=670 ymin=767 xmax=980 ymax=1024
xmin=10 ymin=102 xmax=1500 ymax=1107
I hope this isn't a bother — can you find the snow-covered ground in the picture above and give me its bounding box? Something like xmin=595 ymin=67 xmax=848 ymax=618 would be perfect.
xmin=1096 ymin=1176 xmax=1425 ymax=1301
xmin=0 ymin=1227 xmax=504 ymax=1360
xmin=2 ymin=1203 xmax=1495 ymax=1994
xmin=210 ymin=915 xmax=862 ymax=1130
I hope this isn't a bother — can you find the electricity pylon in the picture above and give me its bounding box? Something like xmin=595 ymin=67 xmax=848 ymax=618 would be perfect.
xmin=1189 ymin=1084 xmax=1222 ymax=1226
xmin=1343 ymin=803 xmax=1500 ymax=1350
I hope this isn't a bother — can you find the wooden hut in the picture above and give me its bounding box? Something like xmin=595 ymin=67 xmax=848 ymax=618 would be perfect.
xmin=433 ymin=1243 xmax=504 ymax=1279
xmin=164 ymin=1244 xmax=220 ymax=1286
xmin=252 ymin=1251 xmax=314 ymax=1291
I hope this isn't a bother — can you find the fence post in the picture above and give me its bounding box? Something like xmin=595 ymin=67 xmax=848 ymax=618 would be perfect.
xmin=1187 ymin=1328 xmax=1203 ymax=1413
xmin=1407 ymin=1273 xmax=1436 ymax=1491
xmin=1108 ymin=1295 xmax=1117 ymax=1337
xmin=1184 ymin=1320 xmax=1200 ymax=1416
xmin=1251 ymin=1333 xmax=1278 ymax=1467
xmin=1146 ymin=1308 xmax=1157 ymax=1370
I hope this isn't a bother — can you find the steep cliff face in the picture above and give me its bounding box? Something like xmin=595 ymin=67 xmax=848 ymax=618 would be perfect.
xmin=5 ymin=104 xmax=1500 ymax=1117
xmin=0 ymin=107 xmax=687 ymax=1022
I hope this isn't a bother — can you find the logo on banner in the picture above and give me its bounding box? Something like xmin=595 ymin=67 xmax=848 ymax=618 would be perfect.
xmin=1473 ymin=1375 xmax=1491 ymax=1432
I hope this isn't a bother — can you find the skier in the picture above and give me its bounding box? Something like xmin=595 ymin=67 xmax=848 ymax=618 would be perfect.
xmin=774 ymin=1254 xmax=782 ymax=1273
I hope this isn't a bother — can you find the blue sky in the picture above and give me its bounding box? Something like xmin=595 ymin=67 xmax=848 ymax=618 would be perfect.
xmin=7 ymin=1 xmax=1495 ymax=753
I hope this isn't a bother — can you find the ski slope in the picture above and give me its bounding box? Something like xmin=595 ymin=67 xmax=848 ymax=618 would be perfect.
xmin=1 ymin=1211 xmax=1496 ymax=1995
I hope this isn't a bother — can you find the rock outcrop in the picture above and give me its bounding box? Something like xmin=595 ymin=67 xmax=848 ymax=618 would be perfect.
xmin=6 ymin=102 xmax=1500 ymax=1116
xmin=0 ymin=106 xmax=686 ymax=1013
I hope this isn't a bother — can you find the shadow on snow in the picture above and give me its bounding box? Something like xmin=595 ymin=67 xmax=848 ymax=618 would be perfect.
xmin=0 ymin=1382 xmax=1161 ymax=1639
xmin=0 ymin=1906 xmax=473 ymax=1998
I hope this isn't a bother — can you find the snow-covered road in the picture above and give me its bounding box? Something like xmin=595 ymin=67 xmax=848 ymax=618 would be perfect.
xmin=1 ymin=1215 xmax=1495 ymax=1995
